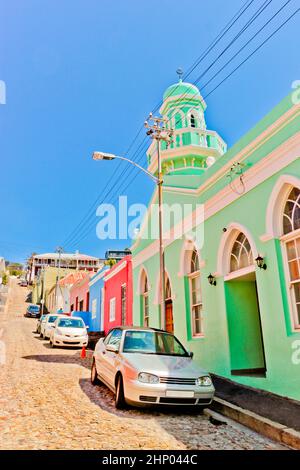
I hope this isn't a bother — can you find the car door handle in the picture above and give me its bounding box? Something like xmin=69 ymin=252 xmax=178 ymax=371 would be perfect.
xmin=102 ymin=351 xmax=106 ymax=355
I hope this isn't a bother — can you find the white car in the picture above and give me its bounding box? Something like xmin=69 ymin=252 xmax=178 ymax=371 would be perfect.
xmin=49 ymin=316 xmax=88 ymax=348
xmin=40 ymin=314 xmax=61 ymax=339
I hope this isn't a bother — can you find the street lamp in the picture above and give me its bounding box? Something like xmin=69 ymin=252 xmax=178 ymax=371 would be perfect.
xmin=92 ymin=152 xmax=159 ymax=183
xmin=93 ymin=141 xmax=168 ymax=330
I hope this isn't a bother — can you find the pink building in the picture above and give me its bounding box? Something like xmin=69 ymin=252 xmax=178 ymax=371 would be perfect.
xmin=103 ymin=256 xmax=133 ymax=334
xmin=69 ymin=272 xmax=92 ymax=312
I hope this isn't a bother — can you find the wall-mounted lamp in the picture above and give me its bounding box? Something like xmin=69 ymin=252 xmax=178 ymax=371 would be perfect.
xmin=208 ymin=273 xmax=217 ymax=286
xmin=255 ymin=255 xmax=267 ymax=270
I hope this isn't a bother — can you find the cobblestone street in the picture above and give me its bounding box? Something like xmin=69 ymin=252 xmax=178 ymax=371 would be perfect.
xmin=0 ymin=279 xmax=287 ymax=450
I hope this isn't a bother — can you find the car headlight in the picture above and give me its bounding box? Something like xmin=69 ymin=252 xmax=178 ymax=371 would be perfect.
xmin=196 ymin=376 xmax=212 ymax=387
xmin=138 ymin=372 xmax=159 ymax=384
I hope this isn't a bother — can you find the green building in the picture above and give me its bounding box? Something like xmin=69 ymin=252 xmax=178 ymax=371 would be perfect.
xmin=131 ymin=79 xmax=300 ymax=401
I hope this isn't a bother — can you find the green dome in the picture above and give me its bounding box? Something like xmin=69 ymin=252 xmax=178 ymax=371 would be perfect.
xmin=163 ymin=80 xmax=200 ymax=101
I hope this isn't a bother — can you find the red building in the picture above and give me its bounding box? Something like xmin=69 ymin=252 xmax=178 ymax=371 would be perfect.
xmin=103 ymin=256 xmax=132 ymax=333
xmin=69 ymin=272 xmax=92 ymax=312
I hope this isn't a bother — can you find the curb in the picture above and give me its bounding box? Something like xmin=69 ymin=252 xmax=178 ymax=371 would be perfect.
xmin=211 ymin=397 xmax=300 ymax=450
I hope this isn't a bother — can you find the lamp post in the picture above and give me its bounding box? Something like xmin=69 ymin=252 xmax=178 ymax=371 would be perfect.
xmin=93 ymin=119 xmax=173 ymax=330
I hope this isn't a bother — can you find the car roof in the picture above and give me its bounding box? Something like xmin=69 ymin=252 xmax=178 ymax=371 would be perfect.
xmin=109 ymin=325 xmax=168 ymax=334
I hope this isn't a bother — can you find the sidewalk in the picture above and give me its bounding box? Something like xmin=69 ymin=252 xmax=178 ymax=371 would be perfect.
xmin=212 ymin=374 xmax=300 ymax=432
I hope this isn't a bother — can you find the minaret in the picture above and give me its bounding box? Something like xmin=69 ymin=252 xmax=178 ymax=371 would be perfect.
xmin=147 ymin=74 xmax=227 ymax=179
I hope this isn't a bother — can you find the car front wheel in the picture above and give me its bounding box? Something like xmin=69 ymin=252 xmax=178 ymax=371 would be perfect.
xmin=91 ymin=359 xmax=102 ymax=386
xmin=115 ymin=375 xmax=126 ymax=409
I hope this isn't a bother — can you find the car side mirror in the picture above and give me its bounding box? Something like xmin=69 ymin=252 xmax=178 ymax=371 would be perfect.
xmin=106 ymin=344 xmax=119 ymax=354
xmin=189 ymin=351 xmax=194 ymax=359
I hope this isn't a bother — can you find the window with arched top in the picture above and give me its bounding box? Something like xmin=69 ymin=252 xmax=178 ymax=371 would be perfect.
xmin=283 ymin=187 xmax=300 ymax=234
xmin=141 ymin=271 xmax=149 ymax=327
xmin=188 ymin=249 xmax=203 ymax=336
xmin=230 ymin=233 xmax=253 ymax=273
xmin=282 ymin=187 xmax=300 ymax=329
xmin=190 ymin=114 xmax=196 ymax=128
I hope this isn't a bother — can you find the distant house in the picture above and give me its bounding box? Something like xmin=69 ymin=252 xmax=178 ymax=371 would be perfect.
xmin=32 ymin=266 xmax=76 ymax=311
xmin=88 ymin=266 xmax=109 ymax=332
xmin=105 ymin=249 xmax=131 ymax=263
xmin=47 ymin=271 xmax=88 ymax=314
xmin=27 ymin=251 xmax=104 ymax=284
xmin=69 ymin=272 xmax=93 ymax=313
xmin=103 ymin=256 xmax=132 ymax=334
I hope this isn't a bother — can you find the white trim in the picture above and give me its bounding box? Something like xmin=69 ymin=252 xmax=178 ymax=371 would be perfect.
xmin=178 ymin=239 xmax=203 ymax=277
xmin=281 ymin=234 xmax=300 ymax=332
xmin=216 ymin=223 xmax=258 ymax=277
xmin=89 ymin=268 xmax=109 ymax=287
xmin=103 ymin=260 xmax=127 ymax=282
xmin=136 ymin=266 xmax=151 ymax=296
xmin=224 ymin=265 xmax=256 ymax=282
xmin=109 ymin=297 xmax=116 ymax=322
xmin=262 ymin=174 xmax=300 ymax=240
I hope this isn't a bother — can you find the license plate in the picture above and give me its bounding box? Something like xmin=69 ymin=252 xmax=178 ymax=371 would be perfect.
xmin=166 ymin=391 xmax=194 ymax=398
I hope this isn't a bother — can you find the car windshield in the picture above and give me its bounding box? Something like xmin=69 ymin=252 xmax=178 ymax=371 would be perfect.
xmin=48 ymin=316 xmax=58 ymax=323
xmin=57 ymin=318 xmax=85 ymax=328
xmin=30 ymin=305 xmax=40 ymax=311
xmin=123 ymin=330 xmax=189 ymax=357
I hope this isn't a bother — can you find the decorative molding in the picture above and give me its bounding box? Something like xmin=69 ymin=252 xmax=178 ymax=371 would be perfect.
xmin=217 ymin=223 xmax=258 ymax=277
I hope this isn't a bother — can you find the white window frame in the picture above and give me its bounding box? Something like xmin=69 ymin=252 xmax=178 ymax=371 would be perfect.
xmin=281 ymin=227 xmax=300 ymax=331
xmin=109 ymin=297 xmax=116 ymax=322
xmin=91 ymin=298 xmax=97 ymax=320
xmin=189 ymin=270 xmax=203 ymax=338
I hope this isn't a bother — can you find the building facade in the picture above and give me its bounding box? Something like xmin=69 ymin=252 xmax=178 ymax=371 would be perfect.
xmin=88 ymin=266 xmax=109 ymax=332
xmin=103 ymin=256 xmax=133 ymax=334
xmin=131 ymin=80 xmax=300 ymax=401
xmin=69 ymin=272 xmax=92 ymax=313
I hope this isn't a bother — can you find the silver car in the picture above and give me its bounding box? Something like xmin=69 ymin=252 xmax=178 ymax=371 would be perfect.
xmin=91 ymin=326 xmax=215 ymax=409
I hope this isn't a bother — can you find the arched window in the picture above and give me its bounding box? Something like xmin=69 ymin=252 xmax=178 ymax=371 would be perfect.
xmin=283 ymin=187 xmax=300 ymax=234
xmin=230 ymin=232 xmax=253 ymax=272
xmin=282 ymin=187 xmax=300 ymax=329
xmin=141 ymin=271 xmax=149 ymax=327
xmin=188 ymin=249 xmax=202 ymax=336
xmin=190 ymin=114 xmax=196 ymax=128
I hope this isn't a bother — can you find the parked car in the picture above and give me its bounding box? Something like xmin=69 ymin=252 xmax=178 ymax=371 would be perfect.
xmin=25 ymin=304 xmax=41 ymax=318
xmin=19 ymin=279 xmax=27 ymax=287
xmin=49 ymin=316 xmax=89 ymax=348
xmin=35 ymin=314 xmax=47 ymax=334
xmin=40 ymin=314 xmax=60 ymax=339
xmin=91 ymin=326 xmax=215 ymax=409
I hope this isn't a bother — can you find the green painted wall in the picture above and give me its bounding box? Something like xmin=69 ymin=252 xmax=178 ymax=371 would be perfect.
xmin=132 ymin=87 xmax=300 ymax=401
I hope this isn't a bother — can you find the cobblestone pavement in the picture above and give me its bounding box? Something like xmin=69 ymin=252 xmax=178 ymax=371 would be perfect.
xmin=0 ymin=278 xmax=287 ymax=450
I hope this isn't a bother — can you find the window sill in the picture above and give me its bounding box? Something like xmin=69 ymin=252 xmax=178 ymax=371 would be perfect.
xmin=191 ymin=334 xmax=205 ymax=340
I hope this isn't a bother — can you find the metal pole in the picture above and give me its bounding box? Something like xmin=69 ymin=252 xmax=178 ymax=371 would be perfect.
xmin=157 ymin=139 xmax=166 ymax=330
xmin=55 ymin=247 xmax=63 ymax=312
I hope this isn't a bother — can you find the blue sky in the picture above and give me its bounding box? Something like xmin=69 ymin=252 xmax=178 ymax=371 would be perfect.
xmin=0 ymin=0 xmax=299 ymax=264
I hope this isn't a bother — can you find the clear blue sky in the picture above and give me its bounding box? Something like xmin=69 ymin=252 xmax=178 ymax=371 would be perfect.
xmin=0 ymin=0 xmax=299 ymax=264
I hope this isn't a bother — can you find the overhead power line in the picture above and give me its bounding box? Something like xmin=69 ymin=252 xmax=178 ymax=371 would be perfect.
xmin=62 ymin=1 xmax=299 ymax=249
